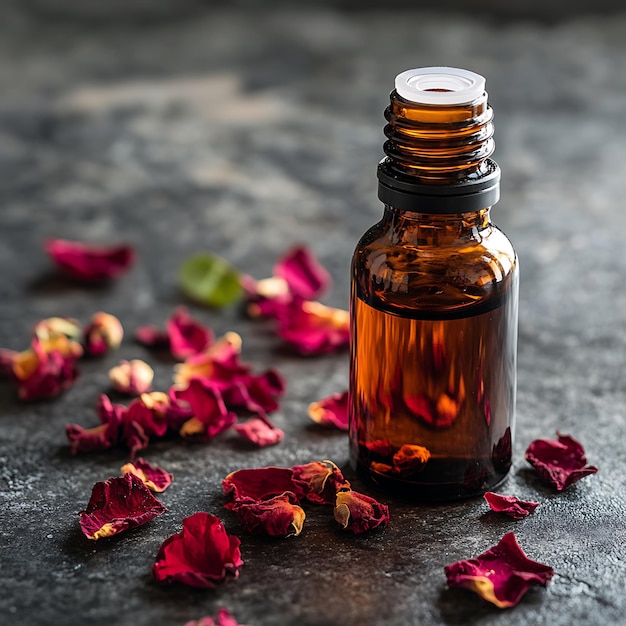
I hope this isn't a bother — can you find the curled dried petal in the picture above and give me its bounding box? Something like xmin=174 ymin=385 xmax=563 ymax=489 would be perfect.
xmin=525 ymin=432 xmax=598 ymax=491
xmin=334 ymin=490 xmax=389 ymax=534
xmin=109 ymin=359 xmax=154 ymax=395
xmin=308 ymin=391 xmax=349 ymax=430
xmin=236 ymin=492 xmax=305 ymax=537
xmin=234 ymin=418 xmax=284 ymax=447
xmin=121 ymin=458 xmax=173 ymax=492
xmin=274 ymin=245 xmax=330 ymax=300
xmin=79 ymin=473 xmax=166 ymax=540
xmin=483 ymin=492 xmax=539 ymax=519
xmin=83 ymin=312 xmax=124 ymax=356
xmin=292 ymin=460 xmax=350 ymax=505
xmin=66 ymin=394 xmax=124 ymax=454
xmin=277 ymin=300 xmax=349 ymax=355
xmin=222 ymin=467 xmax=306 ymax=508
xmin=167 ymin=307 xmax=213 ymax=360
xmin=45 ymin=239 xmax=134 ymax=282
xmin=444 ymin=532 xmax=554 ymax=608
xmin=153 ymin=512 xmax=243 ymax=588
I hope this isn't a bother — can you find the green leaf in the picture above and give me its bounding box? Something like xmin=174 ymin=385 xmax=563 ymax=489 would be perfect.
xmin=179 ymin=253 xmax=242 ymax=308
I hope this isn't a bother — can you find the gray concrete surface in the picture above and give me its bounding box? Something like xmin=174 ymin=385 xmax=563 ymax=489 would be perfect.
xmin=0 ymin=6 xmax=625 ymax=626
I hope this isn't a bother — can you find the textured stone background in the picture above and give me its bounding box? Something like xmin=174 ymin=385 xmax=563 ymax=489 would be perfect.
xmin=1 ymin=4 xmax=625 ymax=626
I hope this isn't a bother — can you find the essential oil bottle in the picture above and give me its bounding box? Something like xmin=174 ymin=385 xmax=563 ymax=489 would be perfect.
xmin=349 ymin=67 xmax=518 ymax=501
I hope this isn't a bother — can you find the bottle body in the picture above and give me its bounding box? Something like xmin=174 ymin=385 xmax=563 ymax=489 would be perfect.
xmin=349 ymin=207 xmax=518 ymax=500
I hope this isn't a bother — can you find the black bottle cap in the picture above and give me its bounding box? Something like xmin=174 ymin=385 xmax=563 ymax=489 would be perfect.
xmin=377 ymin=159 xmax=501 ymax=213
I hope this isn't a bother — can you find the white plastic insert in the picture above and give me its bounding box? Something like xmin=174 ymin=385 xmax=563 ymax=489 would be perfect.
xmin=395 ymin=67 xmax=486 ymax=105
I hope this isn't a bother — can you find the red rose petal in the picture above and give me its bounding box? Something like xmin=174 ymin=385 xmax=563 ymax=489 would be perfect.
xmin=121 ymin=458 xmax=173 ymax=492
xmin=176 ymin=379 xmax=237 ymax=440
xmin=484 ymin=492 xmax=539 ymax=519
xmin=153 ymin=512 xmax=243 ymax=588
xmin=308 ymin=391 xmax=349 ymax=430
xmin=185 ymin=609 xmax=245 ymax=626
xmin=444 ymin=532 xmax=554 ymax=608
xmin=222 ymin=467 xmax=306 ymax=508
xmin=45 ymin=239 xmax=135 ymax=282
xmin=333 ymin=489 xmax=389 ymax=534
xmin=166 ymin=307 xmax=213 ymax=360
xmin=79 ymin=473 xmax=166 ymax=540
xmin=525 ymin=432 xmax=598 ymax=491
xmin=235 ymin=492 xmax=305 ymax=537
xmin=274 ymin=245 xmax=330 ymax=300
xmin=291 ymin=460 xmax=350 ymax=505
xmin=234 ymin=418 xmax=284 ymax=447
xmin=66 ymin=394 xmax=124 ymax=454
xmin=277 ymin=300 xmax=350 ymax=355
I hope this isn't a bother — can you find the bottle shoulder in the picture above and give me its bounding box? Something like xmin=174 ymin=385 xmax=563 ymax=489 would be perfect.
xmin=352 ymin=219 xmax=517 ymax=314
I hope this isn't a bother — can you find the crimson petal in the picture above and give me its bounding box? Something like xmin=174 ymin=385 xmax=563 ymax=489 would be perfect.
xmin=484 ymin=492 xmax=539 ymax=519
xmin=79 ymin=473 xmax=166 ymax=540
xmin=45 ymin=239 xmax=134 ymax=282
xmin=308 ymin=391 xmax=349 ymax=430
xmin=235 ymin=492 xmax=305 ymax=537
xmin=153 ymin=512 xmax=243 ymax=588
xmin=222 ymin=467 xmax=306 ymax=509
xmin=166 ymin=307 xmax=213 ymax=360
xmin=525 ymin=432 xmax=598 ymax=491
xmin=334 ymin=489 xmax=389 ymax=534
xmin=121 ymin=458 xmax=173 ymax=492
xmin=444 ymin=532 xmax=554 ymax=608
xmin=292 ymin=460 xmax=350 ymax=505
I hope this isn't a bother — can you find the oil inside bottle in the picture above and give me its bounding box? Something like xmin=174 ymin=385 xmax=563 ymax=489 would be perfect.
xmin=350 ymin=282 xmax=517 ymax=501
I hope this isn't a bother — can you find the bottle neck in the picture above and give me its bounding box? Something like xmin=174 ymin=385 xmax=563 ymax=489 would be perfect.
xmin=381 ymin=205 xmax=492 ymax=245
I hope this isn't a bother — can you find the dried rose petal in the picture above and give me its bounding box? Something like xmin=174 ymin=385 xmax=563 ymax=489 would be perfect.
xmin=153 ymin=512 xmax=243 ymax=588
xmin=234 ymin=418 xmax=284 ymax=447
xmin=121 ymin=458 xmax=173 ymax=492
xmin=274 ymin=245 xmax=330 ymax=300
xmin=173 ymin=332 xmax=245 ymax=387
xmin=308 ymin=391 xmax=349 ymax=430
xmin=334 ymin=490 xmax=389 ymax=534
xmin=236 ymin=492 xmax=305 ymax=537
xmin=444 ymin=532 xmax=554 ymax=608
xmin=66 ymin=394 xmax=124 ymax=454
xmin=12 ymin=335 xmax=82 ymax=401
xmin=292 ymin=460 xmax=350 ymax=505
xmin=79 ymin=473 xmax=166 ymax=540
xmin=176 ymin=379 xmax=237 ymax=440
xmin=525 ymin=432 xmax=598 ymax=491
xmin=109 ymin=359 xmax=154 ymax=395
xmin=45 ymin=238 xmax=134 ymax=282
xmin=185 ymin=609 xmax=244 ymax=626
xmin=277 ymin=300 xmax=350 ymax=355
xmin=83 ymin=312 xmax=124 ymax=356
xmin=167 ymin=307 xmax=213 ymax=360
xmin=222 ymin=467 xmax=306 ymax=508
xmin=135 ymin=325 xmax=169 ymax=348
xmin=392 ymin=444 xmax=431 ymax=476
xmin=34 ymin=317 xmax=82 ymax=343
xmin=484 ymin=492 xmax=539 ymax=520
xmin=221 ymin=369 xmax=285 ymax=420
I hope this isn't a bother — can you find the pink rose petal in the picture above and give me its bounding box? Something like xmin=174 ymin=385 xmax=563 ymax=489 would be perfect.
xmin=444 ymin=532 xmax=554 ymax=608
xmin=484 ymin=492 xmax=539 ymax=519
xmin=45 ymin=239 xmax=134 ymax=282
xmin=234 ymin=418 xmax=284 ymax=447
xmin=274 ymin=245 xmax=330 ymax=300
xmin=525 ymin=432 xmax=598 ymax=491
xmin=308 ymin=391 xmax=349 ymax=430
xmin=166 ymin=307 xmax=213 ymax=360
xmin=185 ymin=609 xmax=245 ymax=626
xmin=79 ymin=473 xmax=166 ymax=540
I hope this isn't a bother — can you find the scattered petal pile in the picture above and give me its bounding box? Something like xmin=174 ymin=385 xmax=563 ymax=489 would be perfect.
xmin=483 ymin=492 xmax=539 ymax=519
xmin=243 ymin=245 xmax=349 ymax=355
xmin=79 ymin=473 xmax=166 ymax=540
xmin=153 ymin=512 xmax=243 ymax=588
xmin=444 ymin=532 xmax=554 ymax=608
xmin=525 ymin=432 xmax=598 ymax=491
xmin=223 ymin=460 xmax=387 ymax=536
xmin=45 ymin=239 xmax=135 ymax=282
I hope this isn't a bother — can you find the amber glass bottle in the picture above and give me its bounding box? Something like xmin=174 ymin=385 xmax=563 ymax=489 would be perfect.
xmin=349 ymin=68 xmax=518 ymax=501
